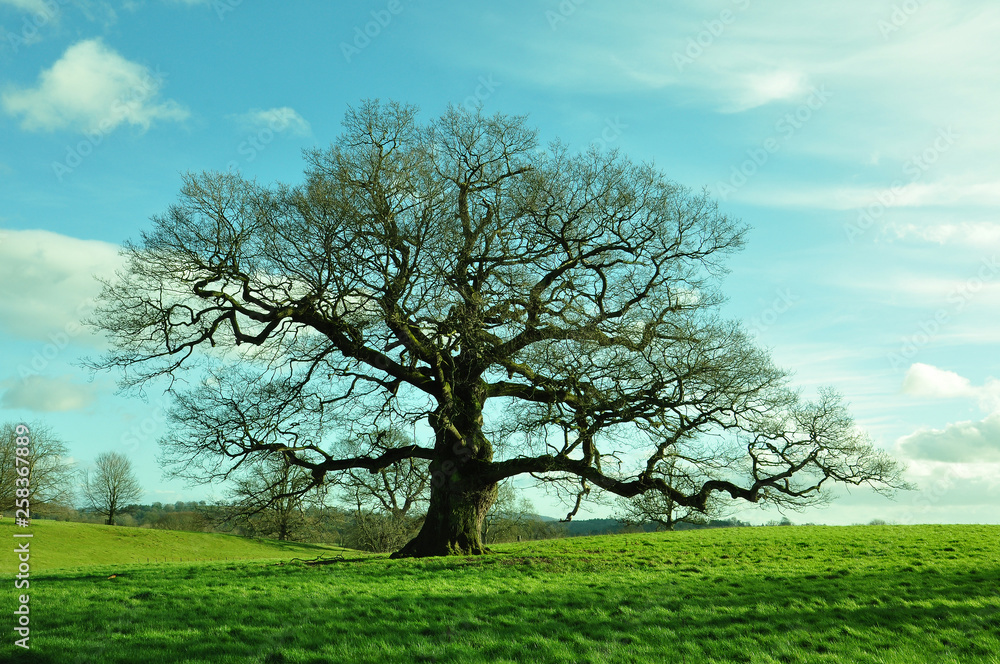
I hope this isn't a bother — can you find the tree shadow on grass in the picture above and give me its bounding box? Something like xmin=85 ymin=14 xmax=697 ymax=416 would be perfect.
xmin=28 ymin=560 xmax=1000 ymax=664
xmin=3 ymin=649 xmax=59 ymax=663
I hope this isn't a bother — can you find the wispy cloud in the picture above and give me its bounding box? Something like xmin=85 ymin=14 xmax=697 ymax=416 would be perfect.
xmin=0 ymin=375 xmax=99 ymax=412
xmin=741 ymin=180 xmax=1000 ymax=211
xmin=227 ymin=106 xmax=312 ymax=137
xmin=883 ymin=222 xmax=1000 ymax=247
xmin=467 ymin=1 xmax=1000 ymax=226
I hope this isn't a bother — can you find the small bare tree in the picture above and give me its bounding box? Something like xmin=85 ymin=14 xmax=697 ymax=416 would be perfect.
xmin=340 ymin=428 xmax=430 ymax=552
xmin=223 ymin=455 xmax=325 ymax=541
xmin=1 ymin=422 xmax=76 ymax=517
xmin=482 ymin=481 xmax=536 ymax=543
xmin=82 ymin=452 xmax=144 ymax=526
xmin=341 ymin=428 xmax=430 ymax=519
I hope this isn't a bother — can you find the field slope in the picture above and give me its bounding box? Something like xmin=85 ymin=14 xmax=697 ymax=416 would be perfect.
xmin=3 ymin=523 xmax=998 ymax=663
xmin=0 ymin=519 xmax=353 ymax=573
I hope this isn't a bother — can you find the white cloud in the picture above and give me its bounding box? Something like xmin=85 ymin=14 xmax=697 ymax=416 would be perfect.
xmin=896 ymin=365 xmax=1000 ymax=463
xmin=0 ymin=229 xmax=121 ymax=345
xmin=1 ymin=38 xmax=189 ymax=133
xmin=228 ymin=107 xmax=312 ymax=137
xmin=901 ymin=363 xmax=976 ymax=400
xmin=902 ymin=458 xmax=1000 ymax=490
xmin=902 ymin=363 xmax=1000 ymax=412
xmin=0 ymin=375 xmax=99 ymax=412
xmin=896 ymin=412 xmax=1000 ymax=463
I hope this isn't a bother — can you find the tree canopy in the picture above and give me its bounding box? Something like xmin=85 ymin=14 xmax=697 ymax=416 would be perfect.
xmin=88 ymin=100 xmax=907 ymax=556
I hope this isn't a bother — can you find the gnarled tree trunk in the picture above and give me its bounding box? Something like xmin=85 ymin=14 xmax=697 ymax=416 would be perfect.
xmin=391 ymin=393 xmax=497 ymax=557
xmin=390 ymin=474 xmax=497 ymax=557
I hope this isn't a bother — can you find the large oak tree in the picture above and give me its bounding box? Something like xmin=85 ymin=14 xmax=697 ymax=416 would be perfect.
xmin=88 ymin=101 xmax=906 ymax=557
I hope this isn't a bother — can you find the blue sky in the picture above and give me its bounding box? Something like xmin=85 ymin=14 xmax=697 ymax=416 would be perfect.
xmin=1 ymin=0 xmax=998 ymax=524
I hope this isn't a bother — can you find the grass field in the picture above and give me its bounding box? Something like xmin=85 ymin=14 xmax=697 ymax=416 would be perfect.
xmin=3 ymin=521 xmax=998 ymax=663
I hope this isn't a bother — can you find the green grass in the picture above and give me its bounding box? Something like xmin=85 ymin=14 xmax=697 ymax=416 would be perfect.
xmin=3 ymin=522 xmax=998 ymax=663
xmin=0 ymin=519 xmax=353 ymax=572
